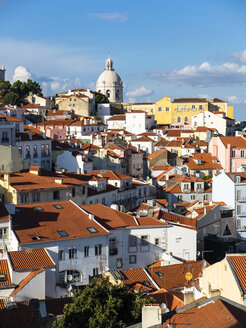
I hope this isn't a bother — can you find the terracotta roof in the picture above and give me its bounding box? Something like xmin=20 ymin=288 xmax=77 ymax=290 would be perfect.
xmin=120 ymin=268 xmax=157 ymax=290
xmin=165 ymin=183 xmax=182 ymax=193
xmin=0 ymin=260 xmax=13 ymax=287
xmin=160 ymin=210 xmax=197 ymax=229
xmin=131 ymin=136 xmax=155 ymax=142
xmin=12 ymin=200 xmax=109 ymax=244
xmin=0 ymin=114 xmax=23 ymax=122
xmin=81 ymin=204 xmax=137 ymax=229
xmin=107 ymin=115 xmax=126 ymax=121
xmin=220 ymin=136 xmax=246 ymax=149
xmin=195 ymin=126 xmax=211 ymax=132
xmin=172 ymin=98 xmax=207 ymax=103
xmin=10 ymin=268 xmax=44 ymax=296
xmin=227 ymin=255 xmax=246 ymax=294
xmin=162 ymin=297 xmax=246 ymax=328
xmin=210 ymin=98 xmax=226 ymax=102
xmin=155 ymin=199 xmax=168 ymax=207
xmin=147 ymin=261 xmax=205 ymax=290
xmin=46 ymin=110 xmax=71 ymax=116
xmin=0 ymin=308 xmax=40 ymax=328
xmin=21 ymin=103 xmax=44 ymax=109
xmin=36 ymin=119 xmax=75 ymax=126
xmin=45 ymin=297 xmax=73 ymax=315
xmin=147 ymin=288 xmax=184 ymax=309
xmin=136 ymin=216 xmax=168 ymax=227
xmin=147 ymin=149 xmax=166 ymax=160
xmin=128 ymin=110 xmax=146 ymax=113
xmin=8 ymin=248 xmax=55 ymax=271
xmin=88 ymin=170 xmax=131 ymax=181
xmin=166 ymin=130 xmax=181 ymax=137
xmin=186 ymin=152 xmax=222 ymax=171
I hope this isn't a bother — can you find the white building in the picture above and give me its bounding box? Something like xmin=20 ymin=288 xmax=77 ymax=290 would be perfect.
xmin=125 ymin=111 xmax=148 ymax=135
xmin=96 ymin=57 xmax=123 ymax=103
xmin=130 ymin=136 xmax=155 ymax=155
xmin=192 ymin=111 xmax=235 ymax=136
xmin=56 ymin=150 xmax=93 ymax=174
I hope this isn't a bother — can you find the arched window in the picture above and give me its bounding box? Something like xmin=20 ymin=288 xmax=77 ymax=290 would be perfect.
xmin=184 ymin=116 xmax=189 ymax=122
xmin=177 ymin=116 xmax=181 ymax=123
xmin=59 ymin=270 xmax=82 ymax=283
xmin=116 ymin=89 xmax=119 ymax=99
xmin=106 ymin=90 xmax=110 ymax=98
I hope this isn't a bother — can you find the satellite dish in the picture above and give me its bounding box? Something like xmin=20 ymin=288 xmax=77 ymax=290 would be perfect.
xmin=202 ymin=259 xmax=207 ymax=268
xmin=67 ymin=274 xmax=73 ymax=282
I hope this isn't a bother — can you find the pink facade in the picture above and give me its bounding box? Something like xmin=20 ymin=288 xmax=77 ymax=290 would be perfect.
xmin=209 ymin=136 xmax=246 ymax=172
xmin=45 ymin=127 xmax=66 ymax=140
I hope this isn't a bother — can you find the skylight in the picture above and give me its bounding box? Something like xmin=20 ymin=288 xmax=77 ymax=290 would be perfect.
xmin=53 ymin=204 xmax=63 ymax=209
xmin=58 ymin=230 xmax=68 ymax=237
xmin=155 ymin=271 xmax=163 ymax=278
xmin=0 ymin=274 xmax=6 ymax=282
xmin=87 ymin=227 xmax=98 ymax=233
xmin=34 ymin=206 xmax=43 ymax=211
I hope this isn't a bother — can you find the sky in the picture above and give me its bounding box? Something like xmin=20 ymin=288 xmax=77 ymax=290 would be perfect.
xmin=0 ymin=0 xmax=246 ymax=120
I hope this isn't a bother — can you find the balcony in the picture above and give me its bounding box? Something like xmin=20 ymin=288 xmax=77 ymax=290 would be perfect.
xmin=109 ymin=248 xmax=118 ymax=256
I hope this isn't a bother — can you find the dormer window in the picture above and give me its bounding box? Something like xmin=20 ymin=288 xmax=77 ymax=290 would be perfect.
xmin=236 ymin=176 xmax=241 ymax=183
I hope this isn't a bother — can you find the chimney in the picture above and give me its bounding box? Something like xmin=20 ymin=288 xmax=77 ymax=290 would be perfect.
xmin=29 ymin=166 xmax=41 ymax=175
xmin=88 ymin=214 xmax=94 ymax=220
xmin=77 ymin=168 xmax=82 ymax=174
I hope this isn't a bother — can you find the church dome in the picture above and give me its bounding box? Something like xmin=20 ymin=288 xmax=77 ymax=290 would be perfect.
xmin=96 ymin=57 xmax=123 ymax=103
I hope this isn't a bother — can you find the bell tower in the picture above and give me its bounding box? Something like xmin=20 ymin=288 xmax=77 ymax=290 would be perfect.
xmin=0 ymin=66 xmax=6 ymax=81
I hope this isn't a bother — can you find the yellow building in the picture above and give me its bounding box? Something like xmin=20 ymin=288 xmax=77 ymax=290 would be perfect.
xmin=153 ymin=97 xmax=233 ymax=125
xmin=123 ymin=102 xmax=155 ymax=114
xmin=202 ymin=254 xmax=246 ymax=305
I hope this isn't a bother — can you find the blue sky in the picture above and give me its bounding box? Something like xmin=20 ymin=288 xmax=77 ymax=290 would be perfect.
xmin=1 ymin=0 xmax=246 ymax=119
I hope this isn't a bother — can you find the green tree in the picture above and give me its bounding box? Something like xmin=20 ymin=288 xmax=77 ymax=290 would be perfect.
xmin=3 ymin=92 xmax=20 ymax=106
xmin=0 ymin=80 xmax=11 ymax=98
xmin=26 ymin=79 xmax=43 ymax=96
xmin=12 ymin=80 xmax=28 ymax=99
xmin=94 ymin=91 xmax=109 ymax=104
xmin=53 ymin=277 xmax=151 ymax=328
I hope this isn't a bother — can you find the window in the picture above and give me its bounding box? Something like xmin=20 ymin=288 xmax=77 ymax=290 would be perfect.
xmin=41 ymin=144 xmax=45 ymax=156
xmin=109 ymin=238 xmax=116 ymax=248
xmin=129 ymin=235 xmax=137 ymax=247
xmin=191 ymin=195 xmax=196 ymax=200
xmin=32 ymin=192 xmax=40 ymax=202
xmin=69 ymin=248 xmax=77 ymax=259
xmin=155 ymin=238 xmax=160 ymax=246
xmin=241 ymin=150 xmax=245 ymax=158
xmin=58 ymin=250 xmax=64 ymax=261
xmin=231 ymin=150 xmax=235 ymax=158
xmin=197 ymin=183 xmax=202 ymax=191
xmin=53 ymin=204 xmax=63 ymax=209
xmin=184 ymin=105 xmax=188 ymax=111
xmin=26 ymin=145 xmax=30 ymax=159
xmin=18 ymin=146 xmax=22 ymax=156
xmin=165 ymin=107 xmax=170 ymax=112
xmin=203 ymin=194 xmax=208 ymax=201
xmin=53 ymin=190 xmax=60 ymax=200
xmin=141 ymin=235 xmax=148 ymax=246
xmin=237 ymin=205 xmax=242 ymax=215
xmin=129 ymin=255 xmax=136 ymax=264
xmin=192 ymin=105 xmax=196 ymax=110
xmin=71 ymin=188 xmax=75 ymax=197
xmin=155 ymin=271 xmax=163 ymax=278
xmin=184 ymin=116 xmax=188 ymax=122
xmin=93 ymin=268 xmax=99 ymax=276
xmin=0 ymin=228 xmax=7 ymax=239
xmin=33 ymin=145 xmax=38 ymax=157
xmin=20 ymin=193 xmax=29 ymax=203
xmin=95 ymin=244 xmax=102 ymax=256
xmin=116 ymin=258 xmax=123 ymax=269
xmin=184 ymin=183 xmax=189 ymax=191
xmin=84 ymin=246 xmax=89 ymax=257
xmin=102 ymin=197 xmax=106 ymax=205
xmin=45 ymin=144 xmax=50 ymax=156
xmin=199 ymin=105 xmax=203 ymax=110
xmin=177 ymin=105 xmax=181 ymax=111
xmin=158 ymin=107 xmax=162 ymax=112
xmin=177 ymin=116 xmax=181 ymax=123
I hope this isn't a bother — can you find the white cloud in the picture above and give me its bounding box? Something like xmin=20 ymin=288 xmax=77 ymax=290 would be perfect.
xmin=230 ymin=50 xmax=246 ymax=64
xmin=11 ymin=65 xmax=83 ymax=96
xmin=126 ymin=86 xmax=153 ymax=99
xmin=148 ymin=57 xmax=246 ymax=87
xmin=13 ymin=66 xmax=31 ymax=82
xmin=88 ymin=13 xmax=128 ymax=22
xmin=198 ymin=94 xmax=209 ymax=99
xmin=227 ymin=96 xmax=246 ymax=104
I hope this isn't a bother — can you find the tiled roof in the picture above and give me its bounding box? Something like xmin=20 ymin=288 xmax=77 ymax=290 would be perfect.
xmin=165 ymin=183 xmax=182 ymax=193
xmin=0 ymin=260 xmax=13 ymax=287
xmin=162 ymin=297 xmax=246 ymax=328
xmin=147 ymin=149 xmax=166 ymax=160
xmin=0 ymin=114 xmax=23 ymax=122
xmin=136 ymin=216 xmax=168 ymax=227
xmin=147 ymin=288 xmax=184 ymax=309
xmin=107 ymin=115 xmax=126 ymax=121
xmin=186 ymin=152 xmax=222 ymax=170
xmin=45 ymin=297 xmax=73 ymax=315
xmin=131 ymin=136 xmax=155 ymax=142
xmin=8 ymin=248 xmax=55 ymax=271
xmin=88 ymin=170 xmax=131 ymax=181
xmin=227 ymin=255 xmax=246 ymax=294
xmin=147 ymin=261 xmax=205 ymax=290
xmin=166 ymin=130 xmax=181 ymax=137
xmin=172 ymin=98 xmax=207 ymax=103
xmin=0 ymin=309 xmax=40 ymax=328
xmin=12 ymin=200 xmax=109 ymax=244
xmin=120 ymin=268 xmax=157 ymax=290
xmin=81 ymin=204 xmax=137 ymax=229
xmin=10 ymin=268 xmax=44 ymax=296
xmin=195 ymin=126 xmax=211 ymax=132
xmin=220 ymin=136 xmax=246 ymax=149
xmin=160 ymin=210 xmax=197 ymax=229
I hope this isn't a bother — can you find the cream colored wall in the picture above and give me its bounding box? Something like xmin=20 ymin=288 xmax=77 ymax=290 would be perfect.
xmin=0 ymin=146 xmax=27 ymax=174
xmin=202 ymin=257 xmax=243 ymax=304
xmin=58 ymin=96 xmax=91 ymax=116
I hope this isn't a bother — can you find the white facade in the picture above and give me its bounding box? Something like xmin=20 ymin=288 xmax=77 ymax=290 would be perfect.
xmin=130 ymin=139 xmax=154 ymax=155
xmin=107 ymin=117 xmax=126 ymax=130
xmin=97 ymin=103 xmax=111 ymax=118
xmin=96 ymin=57 xmax=123 ymax=103
xmin=192 ymin=111 xmax=234 ymax=136
xmin=125 ymin=111 xmax=147 ymax=135
xmin=56 ymin=150 xmax=93 ymax=174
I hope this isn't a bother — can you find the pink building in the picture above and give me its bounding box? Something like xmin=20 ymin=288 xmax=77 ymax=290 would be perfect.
xmin=209 ymin=136 xmax=246 ymax=172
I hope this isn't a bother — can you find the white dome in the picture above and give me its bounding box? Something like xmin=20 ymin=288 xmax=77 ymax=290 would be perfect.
xmin=96 ymin=56 xmax=123 ymax=103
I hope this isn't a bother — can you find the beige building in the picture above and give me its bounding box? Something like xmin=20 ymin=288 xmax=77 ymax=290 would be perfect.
xmin=0 ymin=145 xmax=28 ymax=173
xmin=57 ymin=95 xmax=92 ymax=117
xmin=202 ymin=254 xmax=246 ymax=305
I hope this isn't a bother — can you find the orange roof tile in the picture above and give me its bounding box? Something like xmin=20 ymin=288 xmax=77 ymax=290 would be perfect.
xmin=121 ymin=268 xmax=157 ymax=290
xmin=166 ymin=130 xmax=181 ymax=137
xmin=220 ymin=136 xmax=246 ymax=149
xmin=172 ymin=98 xmax=207 ymax=103
xmin=88 ymin=170 xmax=131 ymax=180
xmin=147 ymin=149 xmax=166 ymax=160
xmin=227 ymin=255 xmax=246 ymax=294
xmin=8 ymin=248 xmax=55 ymax=271
xmin=147 ymin=288 xmax=184 ymax=309
xmin=0 ymin=260 xmax=13 ymax=287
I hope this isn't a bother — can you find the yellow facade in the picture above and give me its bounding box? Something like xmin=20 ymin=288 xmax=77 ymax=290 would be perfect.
xmin=124 ymin=97 xmax=233 ymax=125
xmin=202 ymin=255 xmax=243 ymax=304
